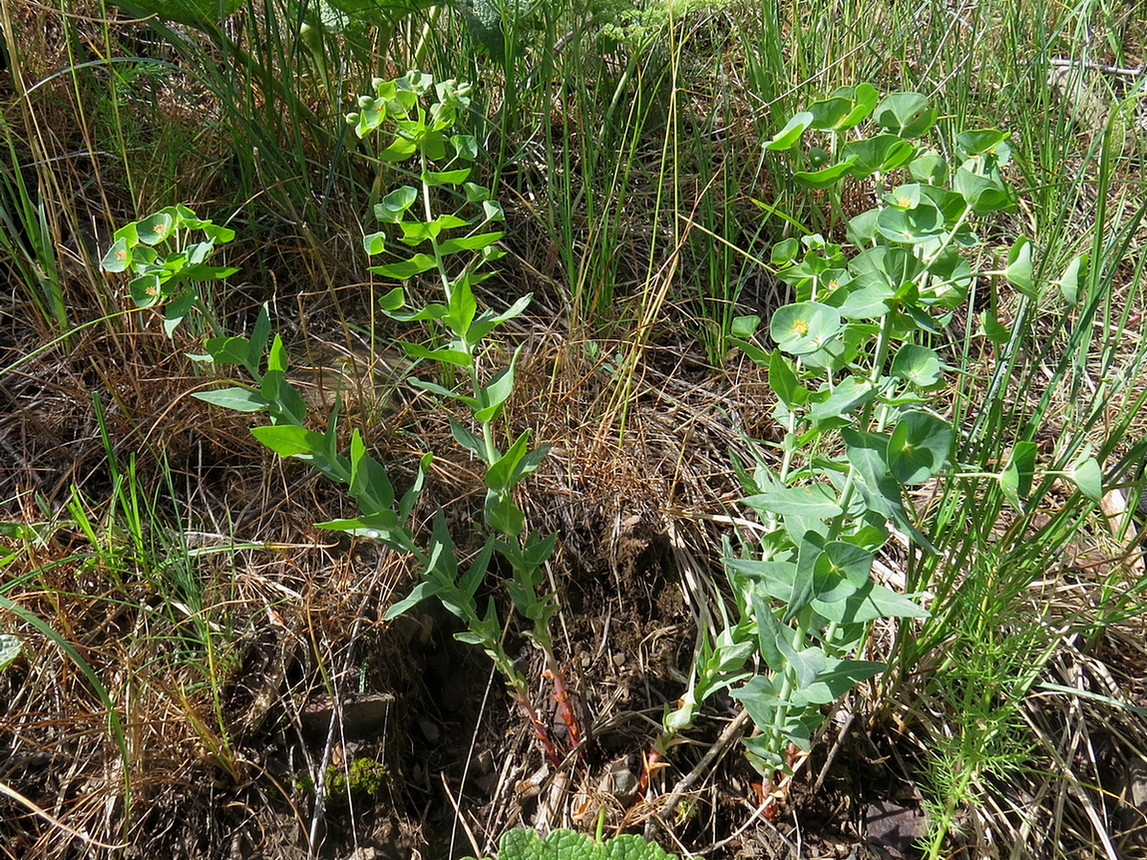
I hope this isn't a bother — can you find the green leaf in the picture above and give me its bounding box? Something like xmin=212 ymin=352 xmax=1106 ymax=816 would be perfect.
xmin=1006 ymin=236 xmax=1035 ymax=297
xmin=464 ymin=182 xmax=491 ymax=203
xmin=876 ymin=201 xmax=944 ymax=244
xmin=841 ymin=134 xmax=916 ymax=176
xmin=727 ymin=558 xmax=800 ymax=606
xmin=374 ymin=185 xmax=419 ymax=222
xmin=1068 ymin=456 xmax=1103 ymax=502
xmin=162 ymin=287 xmax=196 ymax=337
xmin=873 ymin=92 xmax=936 ymax=137
xmin=732 ymin=314 xmax=761 ymax=338
xmin=192 ymin=387 xmax=270 ymax=412
xmin=267 ymin=333 xmax=289 ymax=373
xmin=451 ymin=134 xmax=479 ymax=161
xmin=809 ymin=376 xmax=875 ymax=426
xmin=137 ymin=211 xmax=174 ymax=245
xmin=448 ymin=274 xmax=479 ymax=338
xmin=750 ymin=590 xmax=788 ymax=674
xmin=129 ymin=273 xmax=161 ymax=308
xmin=730 ymin=675 xmax=781 ymax=739
xmin=999 ymin=441 xmax=1037 ymax=510
xmin=383 ymin=580 xmax=443 ymax=620
xmin=890 ymin=344 xmax=943 ymax=388
xmin=887 ymin=411 xmax=952 ymax=484
xmin=409 ymin=377 xmax=480 ymax=408
xmin=421 ymin=167 xmax=471 ymax=186
xmin=836 ymin=285 xmax=893 ymax=319
xmin=767 ymin=350 xmax=806 ymax=408
xmin=953 ymin=167 xmax=1016 ymax=213
xmin=101 ymin=237 xmax=132 ymax=272
xmin=815 ymin=541 xmax=876 ymax=588
xmin=450 ymin=418 xmax=487 ymax=460
xmin=765 ymin=111 xmax=813 ymax=150
xmin=484 ymin=489 xmax=524 ymax=537
xmin=730 ymin=336 xmax=772 ymax=366
xmin=1058 ymin=255 xmax=1087 ymax=306
xmin=400 ymin=342 xmax=473 ymax=367
xmin=909 ymin=151 xmax=948 ymax=184
xmin=793 ymin=157 xmax=857 ymax=189
xmin=317 ymin=509 xmax=404 ymax=543
xmin=833 ymin=82 xmax=878 ymax=128
xmin=379 ymin=286 xmax=405 ymax=311
xmin=203 ymin=335 xmax=253 ymax=367
xmin=842 ymin=428 xmax=890 ymax=484
xmin=437 ymin=231 xmax=503 ymax=255
xmin=397 ymin=214 xmax=468 ymax=245
xmin=846 ymin=209 xmax=881 ymax=245
xmin=743 ymin=485 xmax=843 ymax=518
xmin=249 ymin=304 xmax=271 ymax=369
xmin=380 ymin=135 xmax=418 ymax=162
xmin=486 ymin=430 xmax=532 ymax=493
xmin=771 ymin=302 xmax=842 ymax=356
xmin=251 ymin=424 xmax=328 ymax=459
xmin=369 ymin=254 xmax=439 ymax=279
xmin=955 ymin=128 xmax=1008 ymax=159
xmin=349 ymin=430 xmax=396 ymax=514
xmin=474 ymin=349 xmax=520 ymax=423
xmin=805 ymin=95 xmax=853 ymax=130
xmin=770 ymin=237 xmax=801 ymax=266
xmin=400 ymin=453 xmax=432 ymax=521
xmin=980 ymin=306 xmax=1011 ymax=344
xmin=812 ymin=579 xmax=928 ymax=624
xmin=469 ymin=293 xmax=532 ymax=341
xmin=795 ymin=657 xmax=886 ymax=706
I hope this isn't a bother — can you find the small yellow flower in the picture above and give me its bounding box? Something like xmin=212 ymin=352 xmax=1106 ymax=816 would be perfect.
xmin=792 ymin=320 xmax=809 ymax=336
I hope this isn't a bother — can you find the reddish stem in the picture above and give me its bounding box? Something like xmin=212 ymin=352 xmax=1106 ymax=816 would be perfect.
xmin=515 ymin=694 xmax=562 ymax=768
xmin=542 ymin=667 xmax=582 ymax=754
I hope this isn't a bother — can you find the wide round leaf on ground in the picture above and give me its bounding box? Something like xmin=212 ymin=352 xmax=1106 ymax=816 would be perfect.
xmin=887 ymin=411 xmax=953 ymax=484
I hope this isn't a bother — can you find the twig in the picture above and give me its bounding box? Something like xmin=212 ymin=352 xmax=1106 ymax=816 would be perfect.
xmin=644 ymin=710 xmax=753 ymax=839
xmin=0 ymin=779 xmax=127 ymax=850
xmin=812 ymin=711 xmax=856 ymax=795
xmin=441 ymin=772 xmax=483 ymax=859
xmin=1049 ymin=56 xmax=1144 ymax=78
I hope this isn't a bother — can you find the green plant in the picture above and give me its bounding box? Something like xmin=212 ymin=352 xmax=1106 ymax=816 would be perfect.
xmin=349 ymin=69 xmax=579 ymax=760
xmin=651 ymin=86 xmax=1101 ymax=802
xmin=101 ymin=71 xmax=579 ymax=764
xmin=99 ymin=204 xmax=236 ymax=338
xmin=464 ymin=826 xmax=678 ymax=860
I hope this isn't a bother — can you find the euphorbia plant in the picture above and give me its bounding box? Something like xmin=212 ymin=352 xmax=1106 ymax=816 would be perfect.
xmin=101 ymin=72 xmax=579 ymax=766
xmin=348 ymin=70 xmax=579 ymax=758
xmin=651 ymin=85 xmax=1058 ymax=802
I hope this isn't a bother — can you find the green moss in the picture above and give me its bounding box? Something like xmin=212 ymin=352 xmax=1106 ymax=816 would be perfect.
xmin=293 ymin=757 xmax=388 ymax=811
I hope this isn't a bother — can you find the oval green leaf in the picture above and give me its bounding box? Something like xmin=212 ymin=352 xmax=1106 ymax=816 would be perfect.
xmin=887 ymin=411 xmax=953 ymax=484
xmin=771 ymin=302 xmax=842 ymax=355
